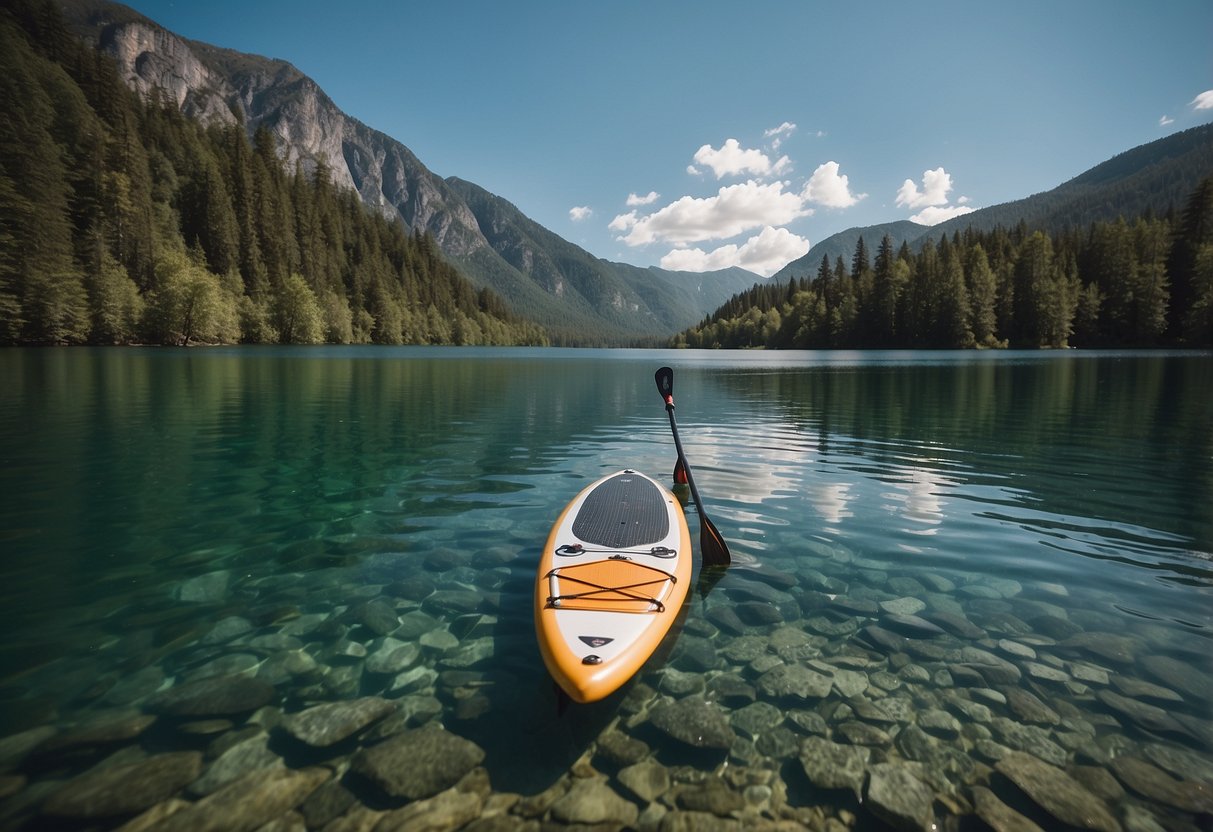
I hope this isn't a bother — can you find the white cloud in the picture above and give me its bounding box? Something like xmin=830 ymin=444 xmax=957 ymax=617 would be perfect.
xmin=764 ymin=122 xmax=797 ymax=139
xmin=686 ymin=164 xmax=701 ymax=176
xmin=626 ymin=191 xmax=660 ymax=207
xmin=608 ymin=210 xmax=637 ymax=232
xmin=896 ymin=167 xmax=954 ymax=209
xmin=1159 ymin=114 xmax=1175 ymax=127
xmin=612 ymin=180 xmax=809 ymax=247
xmin=659 ymin=226 xmax=810 ymax=277
xmin=909 ymin=204 xmax=976 ymax=226
xmin=569 ymin=205 xmax=593 ymax=222
xmin=1191 ymin=90 xmax=1213 ymax=110
xmin=802 ymin=161 xmax=864 ymax=208
xmin=693 ymin=138 xmax=777 ymax=179
xmin=764 ymin=122 xmax=797 ymax=150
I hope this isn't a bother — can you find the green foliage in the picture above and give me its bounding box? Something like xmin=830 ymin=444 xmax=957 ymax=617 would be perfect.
xmin=0 ymin=0 xmax=547 ymax=347
xmin=674 ymin=183 xmax=1213 ymax=350
xmin=273 ymin=273 xmax=323 ymax=344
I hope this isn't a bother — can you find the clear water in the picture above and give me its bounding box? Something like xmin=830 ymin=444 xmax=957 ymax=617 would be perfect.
xmin=1 ymin=347 xmax=1210 ymax=827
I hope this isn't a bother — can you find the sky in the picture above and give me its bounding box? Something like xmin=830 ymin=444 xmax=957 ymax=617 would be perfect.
xmin=125 ymin=0 xmax=1212 ymax=277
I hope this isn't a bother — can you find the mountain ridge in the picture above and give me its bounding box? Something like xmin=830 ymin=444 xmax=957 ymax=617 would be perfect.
xmin=774 ymin=124 xmax=1213 ymax=286
xmin=58 ymin=0 xmax=757 ymax=343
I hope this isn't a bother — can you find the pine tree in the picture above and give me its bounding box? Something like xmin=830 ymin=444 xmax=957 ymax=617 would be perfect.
xmin=1166 ymin=176 xmax=1213 ymax=342
xmin=965 ymin=244 xmax=999 ymax=346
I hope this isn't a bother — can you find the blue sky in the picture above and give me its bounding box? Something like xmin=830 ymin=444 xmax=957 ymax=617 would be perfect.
xmin=128 ymin=0 xmax=1212 ymax=276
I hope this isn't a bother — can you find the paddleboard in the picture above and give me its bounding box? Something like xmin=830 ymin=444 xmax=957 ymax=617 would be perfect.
xmin=535 ymin=469 xmax=692 ymax=703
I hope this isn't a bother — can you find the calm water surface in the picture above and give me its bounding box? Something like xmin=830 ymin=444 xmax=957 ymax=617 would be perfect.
xmin=0 ymin=347 xmax=1210 ymax=829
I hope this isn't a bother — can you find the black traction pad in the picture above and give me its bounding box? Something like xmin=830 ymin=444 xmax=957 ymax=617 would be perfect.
xmin=571 ymin=473 xmax=670 ymax=548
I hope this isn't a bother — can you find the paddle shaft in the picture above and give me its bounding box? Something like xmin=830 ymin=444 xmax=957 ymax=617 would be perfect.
xmin=656 ymin=367 xmax=730 ymax=566
xmin=662 ymin=399 xmax=705 ymax=511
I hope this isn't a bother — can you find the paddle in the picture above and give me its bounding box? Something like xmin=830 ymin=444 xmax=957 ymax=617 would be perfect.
xmin=654 ymin=367 xmax=731 ymax=567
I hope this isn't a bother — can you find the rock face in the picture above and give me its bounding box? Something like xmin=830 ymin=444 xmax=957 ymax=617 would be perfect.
xmin=59 ymin=1 xmax=757 ymax=341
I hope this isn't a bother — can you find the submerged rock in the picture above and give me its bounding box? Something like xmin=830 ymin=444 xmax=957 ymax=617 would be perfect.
xmin=798 ymin=735 xmax=870 ymax=799
xmin=350 ymin=725 xmax=485 ymax=800
xmin=995 ymin=751 xmax=1121 ymax=832
xmin=755 ymin=663 xmax=832 ymax=703
xmin=971 ymin=785 xmax=1045 ymax=832
xmin=649 ymin=697 xmax=735 ymax=750
xmin=617 ymin=760 xmax=670 ymax=803
xmin=549 ymin=777 xmax=639 ymax=826
xmin=144 ymin=766 xmax=329 ymax=832
xmin=281 ymin=696 xmax=395 ymax=747
xmin=866 ymin=762 xmax=935 ymax=832
xmin=189 ymin=733 xmax=282 ymax=796
xmin=42 ymin=751 xmax=202 ymax=819
xmin=147 ymin=674 xmax=275 ymax=717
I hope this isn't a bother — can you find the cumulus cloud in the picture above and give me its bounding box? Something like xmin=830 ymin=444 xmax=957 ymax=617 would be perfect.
xmin=896 ymin=167 xmax=954 ymax=209
xmin=895 ymin=167 xmax=976 ymax=224
xmin=608 ymin=210 xmax=637 ymax=233
xmin=611 ymin=180 xmax=809 ymax=247
xmin=659 ymin=226 xmax=810 ymax=277
xmin=1192 ymin=90 xmax=1213 ymax=110
xmin=909 ymin=204 xmax=976 ymax=226
xmin=626 ymin=191 xmax=660 ymax=206
xmin=1159 ymin=115 xmax=1175 ymax=127
xmin=802 ymin=161 xmax=864 ymax=208
xmin=686 ymin=164 xmax=701 ymax=176
xmin=569 ymin=205 xmax=593 ymax=222
xmin=693 ymin=139 xmax=780 ymax=179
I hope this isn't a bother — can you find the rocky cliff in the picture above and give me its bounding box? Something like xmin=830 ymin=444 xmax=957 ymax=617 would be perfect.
xmin=59 ymin=0 xmax=759 ymax=341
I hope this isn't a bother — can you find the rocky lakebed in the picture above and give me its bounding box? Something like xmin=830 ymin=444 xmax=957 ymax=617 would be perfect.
xmin=1 ymin=538 xmax=1210 ymax=832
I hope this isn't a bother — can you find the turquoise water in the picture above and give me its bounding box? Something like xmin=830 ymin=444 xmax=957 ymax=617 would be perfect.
xmin=0 ymin=347 xmax=1210 ymax=829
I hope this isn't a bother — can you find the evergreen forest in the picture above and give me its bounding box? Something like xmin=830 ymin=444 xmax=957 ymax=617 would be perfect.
xmin=672 ymin=188 xmax=1213 ymax=350
xmin=0 ymin=1 xmax=548 ymax=346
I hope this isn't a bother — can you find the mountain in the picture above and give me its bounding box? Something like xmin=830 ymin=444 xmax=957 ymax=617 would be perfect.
xmin=444 ymin=177 xmax=757 ymax=342
xmin=57 ymin=0 xmax=756 ymax=343
xmin=922 ymin=123 xmax=1213 ymax=239
xmin=770 ymin=220 xmax=926 ymax=283
xmin=775 ymin=124 xmax=1213 ymax=284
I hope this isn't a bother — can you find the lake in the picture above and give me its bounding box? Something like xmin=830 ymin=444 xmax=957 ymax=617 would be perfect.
xmin=0 ymin=347 xmax=1210 ymax=830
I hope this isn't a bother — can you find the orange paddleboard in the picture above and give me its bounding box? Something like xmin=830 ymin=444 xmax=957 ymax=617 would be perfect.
xmin=535 ymin=470 xmax=692 ymax=703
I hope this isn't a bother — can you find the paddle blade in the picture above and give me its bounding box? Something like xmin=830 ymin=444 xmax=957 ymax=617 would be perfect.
xmin=655 ymin=367 xmax=673 ymax=403
xmin=699 ymin=514 xmax=731 ymax=567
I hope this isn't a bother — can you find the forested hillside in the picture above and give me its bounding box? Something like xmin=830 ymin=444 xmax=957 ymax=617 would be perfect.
xmin=0 ymin=0 xmax=548 ymax=346
xmin=673 ymin=187 xmax=1213 ymax=350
